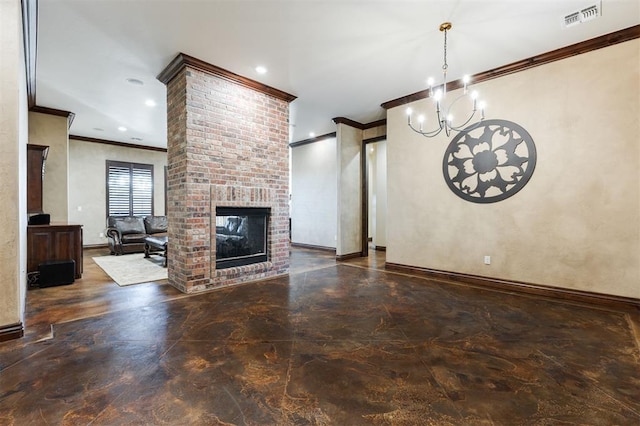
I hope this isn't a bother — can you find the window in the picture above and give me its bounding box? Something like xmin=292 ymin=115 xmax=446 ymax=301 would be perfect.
xmin=106 ymin=160 xmax=154 ymax=217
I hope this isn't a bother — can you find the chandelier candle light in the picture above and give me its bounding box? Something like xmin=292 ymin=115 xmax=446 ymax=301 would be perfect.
xmin=407 ymin=22 xmax=486 ymax=138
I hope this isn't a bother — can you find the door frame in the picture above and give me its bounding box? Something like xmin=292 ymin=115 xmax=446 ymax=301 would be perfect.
xmin=360 ymin=135 xmax=387 ymax=256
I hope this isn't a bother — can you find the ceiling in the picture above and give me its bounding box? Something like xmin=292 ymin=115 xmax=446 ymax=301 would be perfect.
xmin=35 ymin=0 xmax=639 ymax=148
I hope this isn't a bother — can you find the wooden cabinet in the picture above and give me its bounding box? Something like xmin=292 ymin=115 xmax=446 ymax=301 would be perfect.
xmin=27 ymin=224 xmax=83 ymax=278
xmin=27 ymin=144 xmax=49 ymax=213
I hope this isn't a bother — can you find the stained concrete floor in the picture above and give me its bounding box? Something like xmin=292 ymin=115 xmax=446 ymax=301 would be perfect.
xmin=1 ymin=247 xmax=639 ymax=425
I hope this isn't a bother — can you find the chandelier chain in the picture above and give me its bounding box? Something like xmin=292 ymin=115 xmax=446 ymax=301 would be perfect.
xmin=442 ymin=28 xmax=448 ymax=72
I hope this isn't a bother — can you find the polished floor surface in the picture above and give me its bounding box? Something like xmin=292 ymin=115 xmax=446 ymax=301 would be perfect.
xmin=1 ymin=247 xmax=639 ymax=425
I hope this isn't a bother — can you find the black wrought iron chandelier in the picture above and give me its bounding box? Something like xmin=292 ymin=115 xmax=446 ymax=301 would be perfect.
xmin=406 ymin=22 xmax=486 ymax=138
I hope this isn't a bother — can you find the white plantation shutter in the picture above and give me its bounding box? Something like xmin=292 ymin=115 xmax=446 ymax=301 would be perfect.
xmin=131 ymin=167 xmax=153 ymax=216
xmin=107 ymin=165 xmax=131 ymax=216
xmin=107 ymin=161 xmax=153 ymax=217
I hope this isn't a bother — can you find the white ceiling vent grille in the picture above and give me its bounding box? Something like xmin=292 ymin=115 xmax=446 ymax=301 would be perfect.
xmin=563 ymin=2 xmax=601 ymax=28
xmin=564 ymin=12 xmax=581 ymax=27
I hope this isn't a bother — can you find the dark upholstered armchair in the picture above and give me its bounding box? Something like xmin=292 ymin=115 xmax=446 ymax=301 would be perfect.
xmin=106 ymin=215 xmax=167 ymax=255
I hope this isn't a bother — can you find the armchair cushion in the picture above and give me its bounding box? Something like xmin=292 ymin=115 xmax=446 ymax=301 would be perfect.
xmin=121 ymin=233 xmax=148 ymax=244
xmin=114 ymin=217 xmax=146 ymax=235
xmin=144 ymin=215 xmax=167 ymax=234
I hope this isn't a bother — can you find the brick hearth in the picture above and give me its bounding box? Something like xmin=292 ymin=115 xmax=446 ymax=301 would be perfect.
xmin=159 ymin=54 xmax=296 ymax=293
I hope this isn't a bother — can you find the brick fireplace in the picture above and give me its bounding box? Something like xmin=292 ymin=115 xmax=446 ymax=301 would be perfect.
xmin=215 ymin=206 xmax=270 ymax=269
xmin=158 ymin=54 xmax=296 ymax=293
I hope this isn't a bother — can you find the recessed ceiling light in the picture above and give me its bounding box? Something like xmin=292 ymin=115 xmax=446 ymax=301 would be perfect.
xmin=93 ymin=127 xmax=104 ymax=132
xmin=309 ymin=132 xmax=315 ymax=138
xmin=118 ymin=126 xmax=127 ymax=132
xmin=131 ymin=137 xmax=143 ymax=141
xmin=126 ymin=78 xmax=144 ymax=86
xmin=255 ymin=66 xmax=268 ymax=74
xmin=145 ymin=99 xmax=156 ymax=107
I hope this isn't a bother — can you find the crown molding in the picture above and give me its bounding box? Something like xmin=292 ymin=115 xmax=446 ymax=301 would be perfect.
xmin=290 ymin=118 xmax=387 ymax=146
xmin=21 ymin=0 xmax=37 ymax=108
xmin=30 ymin=105 xmax=76 ymax=128
xmin=363 ymin=135 xmax=386 ymax=144
xmin=332 ymin=117 xmax=387 ymax=130
xmin=21 ymin=1 xmax=79 ymax=127
xmin=364 ymin=119 xmax=387 ymax=129
xmin=382 ymin=24 xmax=640 ymax=110
xmin=289 ymin=132 xmax=337 ymax=148
xmin=333 ymin=116 xmax=365 ymax=129
xmin=157 ymin=52 xmax=297 ymax=103
xmin=69 ymin=135 xmax=168 ymax=153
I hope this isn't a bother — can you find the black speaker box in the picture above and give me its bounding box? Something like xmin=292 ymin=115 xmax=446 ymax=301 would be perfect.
xmin=38 ymin=260 xmax=75 ymax=287
xmin=29 ymin=213 xmax=50 ymax=225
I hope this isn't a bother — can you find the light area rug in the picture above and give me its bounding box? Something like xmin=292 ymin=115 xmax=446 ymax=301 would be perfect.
xmin=93 ymin=253 xmax=167 ymax=286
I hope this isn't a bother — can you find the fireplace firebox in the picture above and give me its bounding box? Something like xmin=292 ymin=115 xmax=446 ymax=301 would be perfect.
xmin=215 ymin=207 xmax=269 ymax=269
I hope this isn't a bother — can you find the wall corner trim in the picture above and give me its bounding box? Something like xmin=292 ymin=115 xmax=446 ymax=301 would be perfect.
xmin=336 ymin=252 xmax=362 ymax=261
xmin=0 ymin=322 xmax=24 ymax=343
xmin=156 ymin=52 xmax=297 ymax=103
xmin=290 ymin=242 xmax=337 ymax=252
xmin=385 ymin=263 xmax=640 ymax=312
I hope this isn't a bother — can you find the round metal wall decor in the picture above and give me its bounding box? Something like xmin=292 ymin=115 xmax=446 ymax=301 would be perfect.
xmin=442 ymin=119 xmax=536 ymax=203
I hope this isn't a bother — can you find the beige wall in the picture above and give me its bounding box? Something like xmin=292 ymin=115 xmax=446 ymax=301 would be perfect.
xmin=29 ymin=112 xmax=69 ymax=222
xmin=68 ymin=140 xmax=167 ymax=246
xmin=0 ymin=0 xmax=28 ymax=331
xmin=336 ymin=123 xmax=363 ymax=256
xmin=387 ymin=40 xmax=640 ymax=299
xmin=333 ymin=122 xmax=388 ymax=256
xmin=363 ymin=126 xmax=386 ymax=140
xmin=291 ymin=137 xmax=338 ymax=248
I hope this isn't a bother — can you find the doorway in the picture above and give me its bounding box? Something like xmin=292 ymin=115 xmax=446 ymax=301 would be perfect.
xmin=362 ymin=137 xmax=387 ymax=255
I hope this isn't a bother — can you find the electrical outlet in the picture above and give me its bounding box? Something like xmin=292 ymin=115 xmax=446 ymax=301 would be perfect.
xmin=99 ymin=232 xmax=104 ymax=238
xmin=484 ymin=255 xmax=491 ymax=265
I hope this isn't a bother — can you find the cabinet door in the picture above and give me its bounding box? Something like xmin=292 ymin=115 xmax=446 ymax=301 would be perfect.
xmin=27 ymin=229 xmax=53 ymax=273
xmin=53 ymin=230 xmax=82 ymax=277
xmin=27 ymin=225 xmax=83 ymax=278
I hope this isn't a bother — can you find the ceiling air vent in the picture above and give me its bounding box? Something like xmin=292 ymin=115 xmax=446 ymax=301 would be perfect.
xmin=580 ymin=4 xmax=600 ymax=22
xmin=564 ymin=12 xmax=581 ymax=28
xmin=563 ymin=1 xmax=601 ymax=28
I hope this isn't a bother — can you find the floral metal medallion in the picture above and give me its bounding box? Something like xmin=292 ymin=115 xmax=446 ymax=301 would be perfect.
xmin=442 ymin=119 xmax=536 ymax=203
